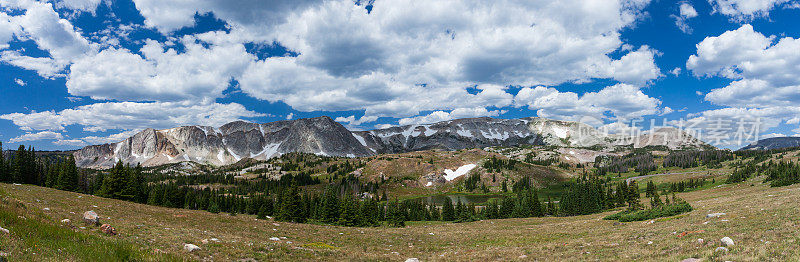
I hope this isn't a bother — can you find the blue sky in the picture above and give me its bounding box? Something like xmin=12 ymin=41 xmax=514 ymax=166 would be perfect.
xmin=1 ymin=0 xmax=799 ymax=150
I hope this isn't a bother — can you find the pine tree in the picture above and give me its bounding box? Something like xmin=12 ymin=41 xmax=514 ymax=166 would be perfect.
xmin=276 ymin=184 xmax=305 ymax=223
xmin=500 ymin=197 xmax=514 ymax=218
xmin=338 ymin=194 xmax=359 ymax=226
xmin=322 ymin=186 xmax=339 ymax=223
xmin=387 ymin=199 xmax=405 ymax=227
xmin=442 ymin=199 xmax=455 ymax=221
xmin=57 ymin=156 xmax=79 ymax=192
xmin=626 ymin=180 xmax=642 ymax=210
xmin=0 ymin=142 xmax=7 ymax=182
xmin=531 ymin=189 xmax=543 ymax=217
xmin=12 ymin=145 xmax=25 ymax=183
xmin=99 ymin=161 xmax=131 ymax=200
xmin=208 ymin=200 xmax=221 ymax=214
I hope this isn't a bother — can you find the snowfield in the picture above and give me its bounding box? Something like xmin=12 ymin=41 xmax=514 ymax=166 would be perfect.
xmin=443 ymin=164 xmax=477 ymax=181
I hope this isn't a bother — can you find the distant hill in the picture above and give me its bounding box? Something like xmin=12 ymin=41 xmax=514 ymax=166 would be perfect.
xmin=739 ymin=137 xmax=800 ymax=151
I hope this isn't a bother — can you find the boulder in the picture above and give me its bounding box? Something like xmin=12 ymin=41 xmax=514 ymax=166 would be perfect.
xmin=721 ymin=237 xmax=735 ymax=247
xmin=715 ymin=247 xmax=728 ymax=253
xmin=100 ymin=224 xmax=117 ymax=235
xmin=184 ymin=244 xmax=201 ymax=252
xmin=706 ymin=213 xmax=726 ymax=218
xmin=83 ymin=211 xmax=100 ymax=226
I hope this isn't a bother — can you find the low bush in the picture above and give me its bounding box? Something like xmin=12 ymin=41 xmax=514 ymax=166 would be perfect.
xmin=604 ymin=201 xmax=693 ymax=222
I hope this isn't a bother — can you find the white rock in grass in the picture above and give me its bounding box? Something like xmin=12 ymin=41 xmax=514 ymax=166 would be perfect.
xmin=269 ymin=237 xmax=280 ymax=241
xmin=681 ymin=258 xmax=701 ymax=262
xmin=0 ymin=226 xmax=9 ymax=234
xmin=83 ymin=210 xmax=100 ymax=225
xmin=721 ymin=237 xmax=735 ymax=247
xmin=183 ymin=244 xmax=201 ymax=252
xmin=405 ymin=259 xmax=420 ymax=262
xmin=715 ymin=247 xmax=728 ymax=253
xmin=61 ymin=219 xmax=71 ymax=224
xmin=706 ymin=213 xmax=725 ymax=218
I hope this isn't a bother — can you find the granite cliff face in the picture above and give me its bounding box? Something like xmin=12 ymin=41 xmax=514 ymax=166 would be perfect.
xmin=74 ymin=116 xmax=371 ymax=168
xmin=74 ymin=116 xmax=712 ymax=168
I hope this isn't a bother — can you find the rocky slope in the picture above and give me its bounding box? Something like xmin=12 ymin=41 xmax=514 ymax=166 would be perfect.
xmin=74 ymin=116 xmax=712 ymax=168
xmin=74 ymin=116 xmax=371 ymax=168
xmin=739 ymin=137 xmax=800 ymax=151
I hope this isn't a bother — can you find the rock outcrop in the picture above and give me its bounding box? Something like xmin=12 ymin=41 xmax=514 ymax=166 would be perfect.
xmin=74 ymin=116 xmax=712 ymax=168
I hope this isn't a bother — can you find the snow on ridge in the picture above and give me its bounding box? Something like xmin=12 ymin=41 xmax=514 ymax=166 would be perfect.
xmin=227 ymin=148 xmax=241 ymax=161
xmin=253 ymin=143 xmax=281 ymax=159
xmin=457 ymin=129 xmax=473 ymax=137
xmin=552 ymin=126 xmax=569 ymax=139
xmin=217 ymin=149 xmax=225 ymax=163
xmin=352 ymin=133 xmax=368 ymax=147
xmin=443 ymin=164 xmax=477 ymax=181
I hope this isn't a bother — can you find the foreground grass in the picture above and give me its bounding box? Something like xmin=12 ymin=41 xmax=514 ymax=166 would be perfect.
xmin=0 ymin=188 xmax=186 ymax=262
xmin=2 ymin=178 xmax=800 ymax=261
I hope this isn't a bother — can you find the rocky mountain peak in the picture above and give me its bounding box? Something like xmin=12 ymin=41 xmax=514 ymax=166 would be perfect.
xmin=73 ymin=116 xmax=712 ymax=169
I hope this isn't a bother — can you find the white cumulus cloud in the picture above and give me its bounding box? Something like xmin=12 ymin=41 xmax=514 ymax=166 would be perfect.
xmin=9 ymin=130 xmax=63 ymax=143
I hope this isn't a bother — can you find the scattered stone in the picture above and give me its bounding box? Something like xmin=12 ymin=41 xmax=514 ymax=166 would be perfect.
xmin=721 ymin=237 xmax=735 ymax=247
xmin=405 ymin=258 xmax=420 ymax=262
xmin=100 ymin=224 xmax=117 ymax=235
xmin=706 ymin=213 xmax=725 ymax=218
xmin=518 ymin=255 xmax=528 ymax=259
xmin=83 ymin=211 xmax=100 ymax=226
xmin=715 ymin=247 xmax=728 ymax=253
xmin=183 ymin=244 xmax=201 ymax=252
xmin=697 ymin=238 xmax=704 ymax=245
xmin=210 ymin=238 xmax=220 ymax=242
xmin=269 ymin=237 xmax=281 ymax=241
xmin=43 ymin=208 xmax=50 ymax=211
xmin=0 ymin=226 xmax=9 ymax=234
xmin=61 ymin=219 xmax=71 ymax=224
xmin=681 ymin=258 xmax=702 ymax=262
xmin=428 ymin=233 xmax=434 ymax=235
xmin=647 ymin=241 xmax=653 ymax=245
xmin=202 ymin=239 xmax=209 ymax=244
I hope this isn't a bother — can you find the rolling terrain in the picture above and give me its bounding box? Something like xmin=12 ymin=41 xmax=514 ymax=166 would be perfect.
xmin=2 ymin=168 xmax=799 ymax=261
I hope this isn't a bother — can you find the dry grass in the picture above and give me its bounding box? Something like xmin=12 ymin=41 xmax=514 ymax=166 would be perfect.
xmin=2 ymin=175 xmax=799 ymax=261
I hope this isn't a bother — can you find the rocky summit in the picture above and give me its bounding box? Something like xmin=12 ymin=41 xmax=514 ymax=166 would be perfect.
xmin=73 ymin=116 xmax=710 ymax=168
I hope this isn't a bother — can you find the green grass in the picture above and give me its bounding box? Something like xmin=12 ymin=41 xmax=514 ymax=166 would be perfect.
xmin=604 ymin=201 xmax=693 ymax=222
xmin=0 ymin=188 xmax=188 ymax=262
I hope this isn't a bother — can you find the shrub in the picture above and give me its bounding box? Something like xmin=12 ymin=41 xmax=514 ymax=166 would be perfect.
xmin=605 ymin=201 xmax=693 ymax=222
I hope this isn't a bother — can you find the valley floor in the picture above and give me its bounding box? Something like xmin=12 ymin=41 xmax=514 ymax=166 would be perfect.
xmin=1 ymin=179 xmax=799 ymax=261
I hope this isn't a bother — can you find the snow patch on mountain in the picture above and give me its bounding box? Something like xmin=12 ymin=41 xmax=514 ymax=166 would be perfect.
xmin=443 ymin=164 xmax=477 ymax=181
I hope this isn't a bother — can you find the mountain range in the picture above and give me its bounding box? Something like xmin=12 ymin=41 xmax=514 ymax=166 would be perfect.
xmin=739 ymin=137 xmax=800 ymax=151
xmin=73 ymin=116 xmax=710 ymax=168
